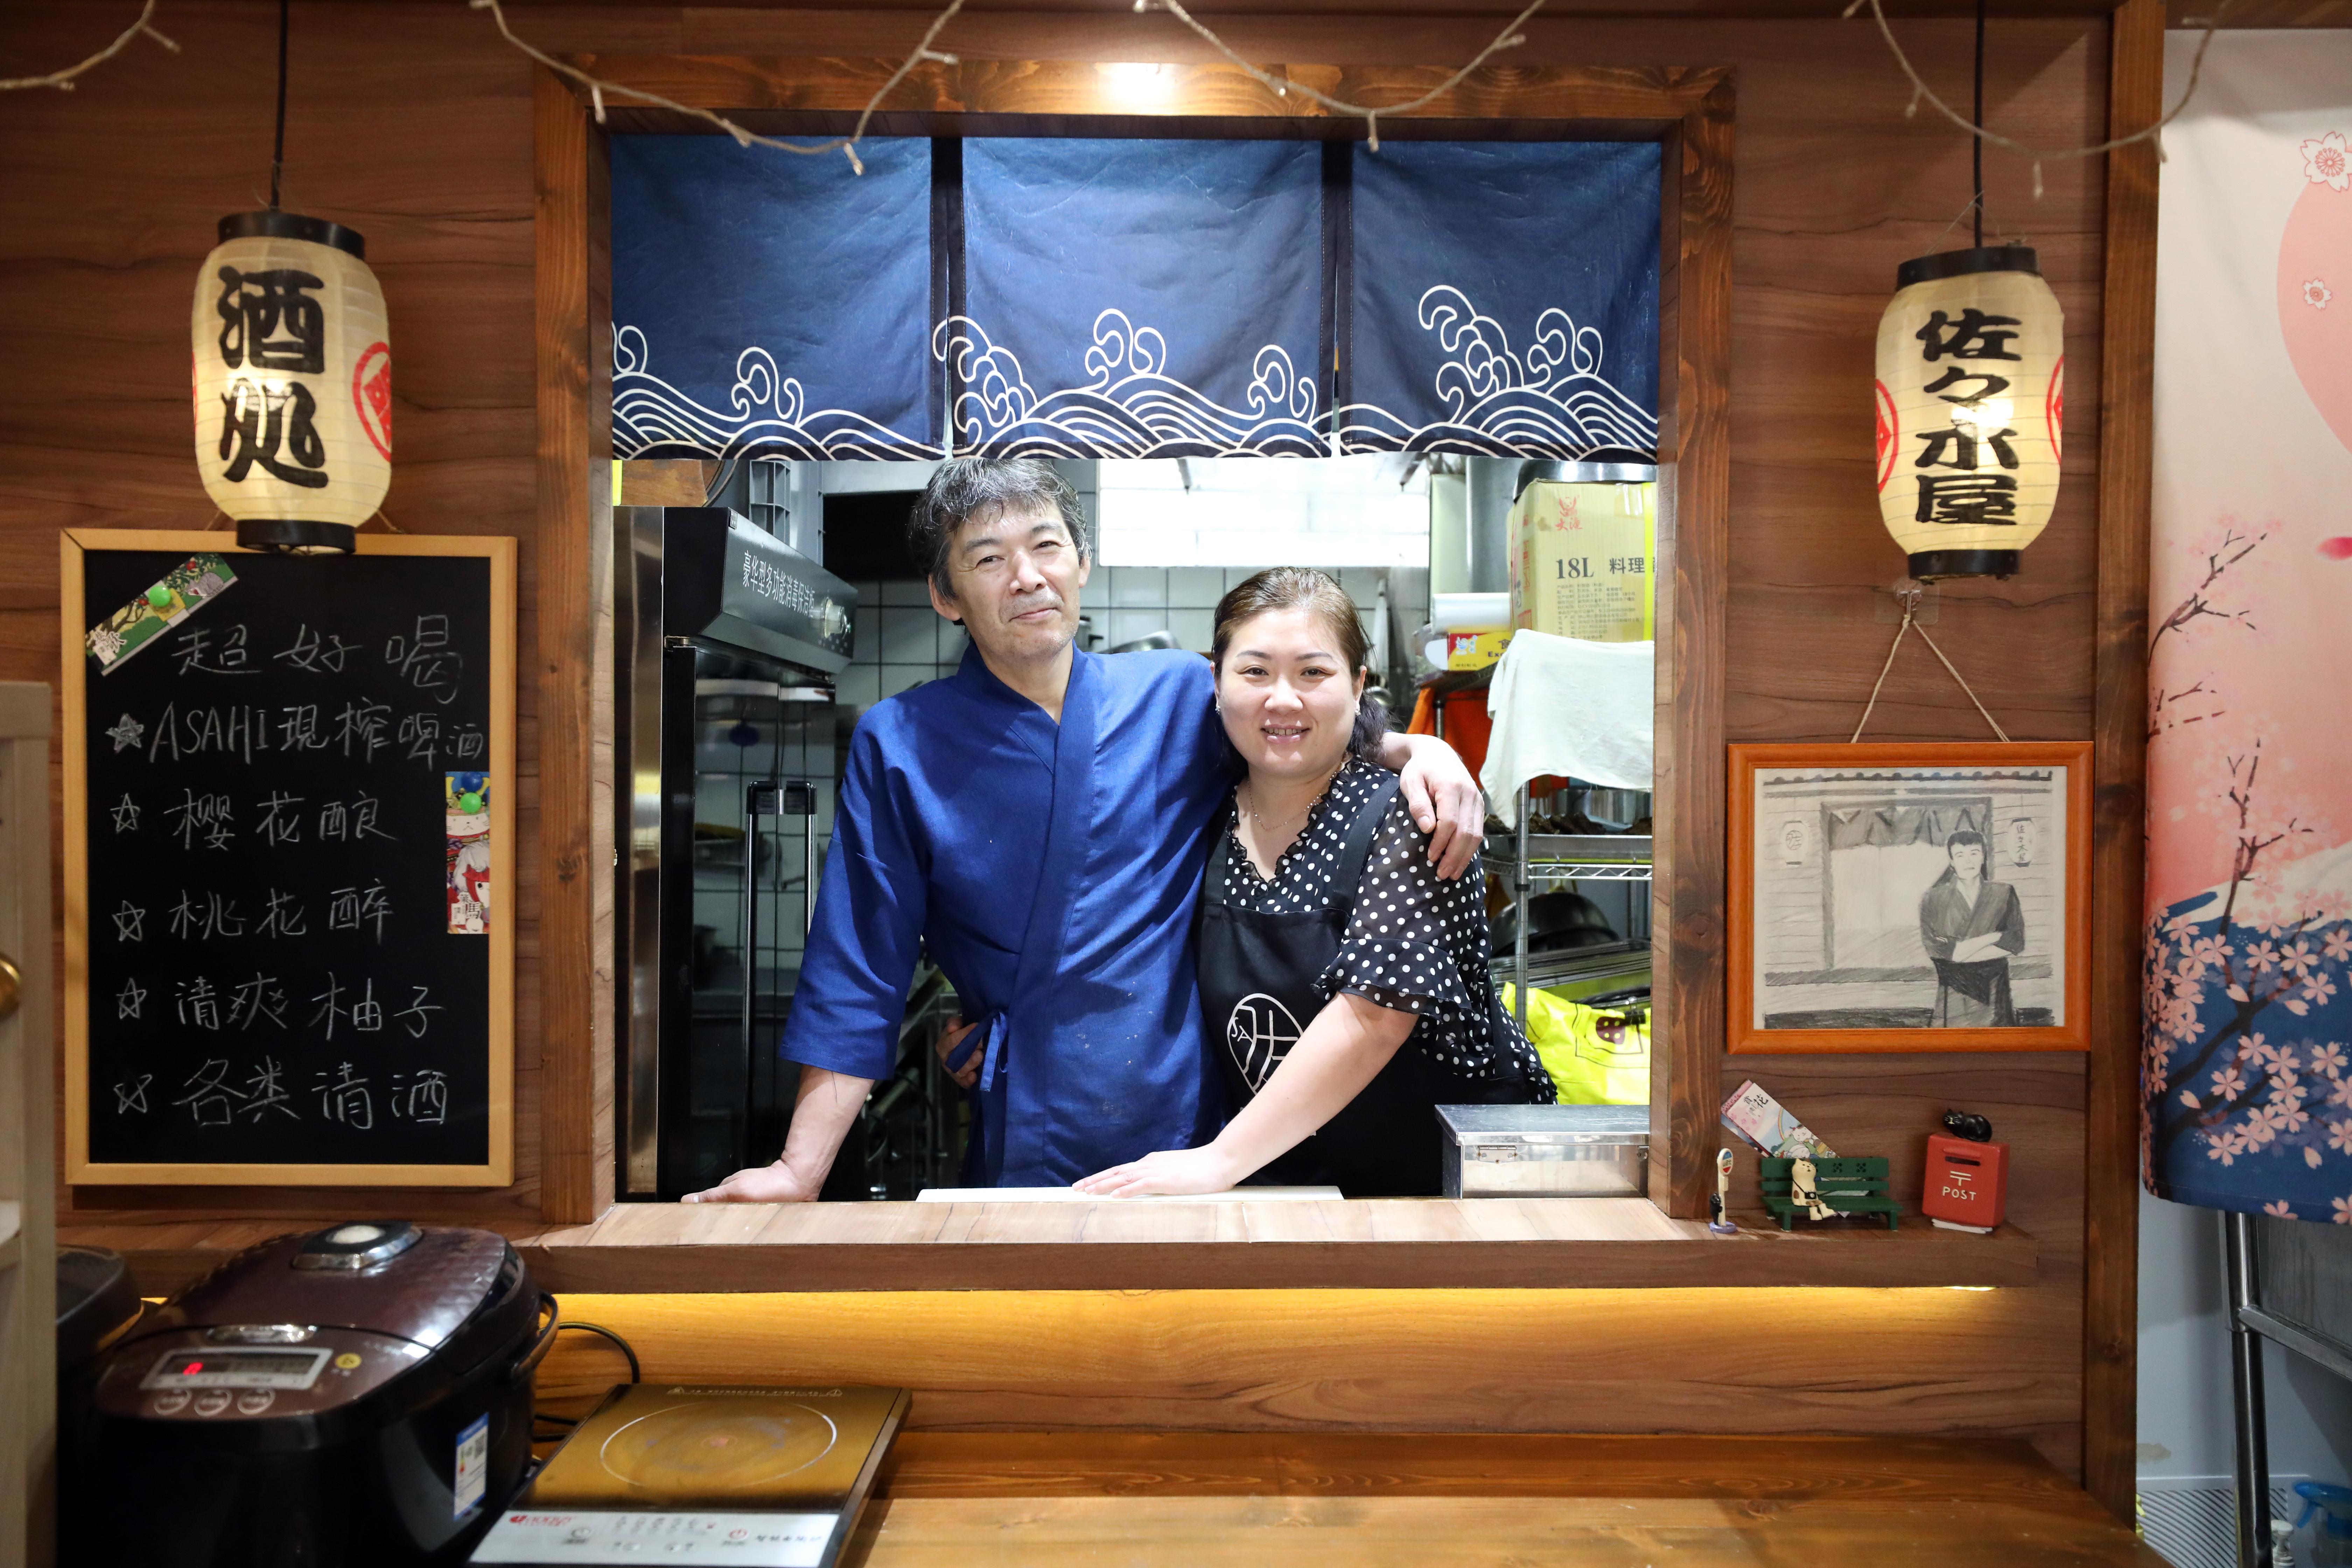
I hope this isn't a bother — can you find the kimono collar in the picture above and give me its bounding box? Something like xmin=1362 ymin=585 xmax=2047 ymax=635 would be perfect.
xmin=951 ymin=636 xmax=1094 ymax=723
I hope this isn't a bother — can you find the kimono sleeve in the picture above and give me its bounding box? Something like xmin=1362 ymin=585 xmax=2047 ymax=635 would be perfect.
xmin=1919 ymin=885 xmax=1958 ymax=961
xmin=1993 ymin=884 xmax=2027 ymax=956
xmin=777 ymin=719 xmax=930 ymax=1081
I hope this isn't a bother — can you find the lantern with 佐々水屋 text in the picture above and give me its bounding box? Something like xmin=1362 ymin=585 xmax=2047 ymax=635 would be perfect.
xmin=192 ymin=212 xmax=391 ymax=553
xmin=1874 ymin=245 xmax=2063 ymax=580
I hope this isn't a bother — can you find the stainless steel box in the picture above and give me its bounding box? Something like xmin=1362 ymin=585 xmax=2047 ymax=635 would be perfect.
xmin=1437 ymin=1105 xmax=1650 ymax=1198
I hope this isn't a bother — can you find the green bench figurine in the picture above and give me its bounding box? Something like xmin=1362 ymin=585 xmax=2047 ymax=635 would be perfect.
xmin=1760 ymin=1155 xmax=1902 ymax=1231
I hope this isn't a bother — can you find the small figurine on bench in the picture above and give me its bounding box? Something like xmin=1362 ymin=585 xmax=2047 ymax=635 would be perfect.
xmin=1760 ymin=1156 xmax=1902 ymax=1231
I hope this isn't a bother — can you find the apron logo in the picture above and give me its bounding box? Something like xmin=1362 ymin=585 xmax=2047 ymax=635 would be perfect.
xmin=1227 ymin=993 xmax=1302 ymax=1093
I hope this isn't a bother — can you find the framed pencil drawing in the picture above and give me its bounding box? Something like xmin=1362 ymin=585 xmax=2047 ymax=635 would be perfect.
xmin=1729 ymin=741 xmax=2092 ymax=1054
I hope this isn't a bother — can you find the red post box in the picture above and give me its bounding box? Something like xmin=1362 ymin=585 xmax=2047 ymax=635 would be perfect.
xmin=1922 ymin=1130 xmax=2009 ymax=1232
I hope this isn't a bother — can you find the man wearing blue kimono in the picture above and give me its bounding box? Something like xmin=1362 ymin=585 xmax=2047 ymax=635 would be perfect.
xmin=685 ymin=459 xmax=1486 ymax=1200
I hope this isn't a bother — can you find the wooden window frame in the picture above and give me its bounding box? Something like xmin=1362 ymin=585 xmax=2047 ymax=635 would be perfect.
xmin=533 ymin=55 xmax=1736 ymax=1225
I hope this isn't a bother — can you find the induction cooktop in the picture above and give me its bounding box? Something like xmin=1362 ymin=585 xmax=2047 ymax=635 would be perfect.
xmin=469 ymin=1384 xmax=909 ymax=1568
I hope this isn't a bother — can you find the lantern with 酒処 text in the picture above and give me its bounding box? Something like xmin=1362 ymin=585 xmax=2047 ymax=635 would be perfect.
xmin=192 ymin=211 xmax=391 ymax=554
xmin=1874 ymin=245 xmax=2063 ymax=581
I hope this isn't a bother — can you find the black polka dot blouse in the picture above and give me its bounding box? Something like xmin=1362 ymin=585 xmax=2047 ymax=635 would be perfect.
xmin=1218 ymin=757 xmax=1555 ymax=1094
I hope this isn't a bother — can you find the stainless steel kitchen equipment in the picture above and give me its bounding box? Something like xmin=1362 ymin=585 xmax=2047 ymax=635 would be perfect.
xmin=1437 ymin=1104 xmax=1650 ymax=1198
xmin=616 ymin=507 xmax=856 ymax=1199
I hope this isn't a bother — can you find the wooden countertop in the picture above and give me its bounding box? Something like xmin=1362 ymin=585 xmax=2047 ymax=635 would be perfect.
xmin=839 ymin=1433 xmax=2160 ymax=1566
xmin=64 ymin=1197 xmax=2038 ymax=1296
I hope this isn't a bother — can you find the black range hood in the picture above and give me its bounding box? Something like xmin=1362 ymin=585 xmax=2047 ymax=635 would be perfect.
xmin=659 ymin=507 xmax=855 ymax=674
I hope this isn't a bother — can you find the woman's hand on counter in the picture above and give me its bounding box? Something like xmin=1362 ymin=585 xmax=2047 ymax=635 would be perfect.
xmin=1073 ymin=1144 xmax=1247 ymax=1199
xmin=682 ymin=1157 xmax=825 ymax=1204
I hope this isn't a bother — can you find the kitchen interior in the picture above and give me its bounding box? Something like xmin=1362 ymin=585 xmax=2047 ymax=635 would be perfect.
xmin=624 ymin=452 xmax=1657 ymax=1201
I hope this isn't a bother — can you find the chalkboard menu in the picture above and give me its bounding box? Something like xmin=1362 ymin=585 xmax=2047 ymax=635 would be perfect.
xmin=63 ymin=533 xmax=514 ymax=1185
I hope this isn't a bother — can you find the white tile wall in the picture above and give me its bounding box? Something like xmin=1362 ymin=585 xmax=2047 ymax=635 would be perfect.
xmin=841 ymin=566 xmax=1429 ymax=692
xmin=1168 ymin=566 xmax=1224 ymax=608
xmin=1167 ymin=607 xmax=1216 ymax=653
xmin=842 ymin=579 xmax=965 ymax=705
xmin=1111 ymin=567 xmax=1169 ymax=607
xmin=1108 ymin=609 xmax=1172 ymax=649
xmin=880 ymin=606 xmax=939 ymax=665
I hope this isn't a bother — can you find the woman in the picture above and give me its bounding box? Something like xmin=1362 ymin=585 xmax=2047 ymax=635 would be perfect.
xmin=1917 ymin=829 xmax=2025 ymax=1027
xmin=1076 ymin=568 xmax=1553 ymax=1199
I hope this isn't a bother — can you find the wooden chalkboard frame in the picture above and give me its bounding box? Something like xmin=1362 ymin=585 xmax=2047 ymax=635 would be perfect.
xmin=59 ymin=530 xmax=517 ymax=1186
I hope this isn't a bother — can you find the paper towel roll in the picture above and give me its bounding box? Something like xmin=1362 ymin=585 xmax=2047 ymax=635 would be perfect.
xmin=1431 ymin=592 xmax=1509 ymax=631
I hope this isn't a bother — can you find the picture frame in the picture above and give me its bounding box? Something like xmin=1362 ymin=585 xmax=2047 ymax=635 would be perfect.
xmin=1728 ymin=741 xmax=2092 ymax=1054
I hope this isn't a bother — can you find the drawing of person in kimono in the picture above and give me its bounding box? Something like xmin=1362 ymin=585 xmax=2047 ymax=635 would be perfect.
xmin=1917 ymin=830 xmax=2025 ymax=1027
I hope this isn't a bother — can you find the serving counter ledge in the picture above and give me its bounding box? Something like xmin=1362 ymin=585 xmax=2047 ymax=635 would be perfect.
xmin=65 ymin=1197 xmax=2037 ymax=1297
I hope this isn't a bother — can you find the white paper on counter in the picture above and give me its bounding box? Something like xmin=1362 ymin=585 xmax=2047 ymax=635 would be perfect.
xmin=1481 ymin=630 xmax=1653 ymax=825
xmin=916 ymin=1185 xmax=1343 ymax=1203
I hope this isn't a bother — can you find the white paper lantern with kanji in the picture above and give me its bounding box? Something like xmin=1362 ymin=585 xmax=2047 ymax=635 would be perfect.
xmin=192 ymin=212 xmax=390 ymax=553
xmin=1873 ymin=246 xmax=2063 ymax=581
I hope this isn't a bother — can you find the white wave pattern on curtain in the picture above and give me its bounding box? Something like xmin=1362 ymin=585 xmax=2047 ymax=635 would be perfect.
xmin=610 ymin=325 xmax=941 ymax=460
xmin=932 ymin=309 xmax=1327 ymax=458
xmin=1335 ymin=286 xmax=1657 ymax=457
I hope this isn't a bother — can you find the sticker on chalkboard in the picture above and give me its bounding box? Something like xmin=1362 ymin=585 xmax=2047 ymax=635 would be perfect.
xmin=446 ymin=772 xmax=490 ymax=934
xmin=85 ymin=554 xmax=239 ymax=674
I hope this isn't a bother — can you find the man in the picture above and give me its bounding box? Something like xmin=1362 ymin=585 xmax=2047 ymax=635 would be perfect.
xmin=1918 ymin=828 xmax=2025 ymax=1027
xmin=686 ymin=458 xmax=1485 ymax=1199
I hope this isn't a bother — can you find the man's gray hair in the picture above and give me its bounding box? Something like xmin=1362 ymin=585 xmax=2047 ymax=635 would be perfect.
xmin=907 ymin=459 xmax=1089 ymax=603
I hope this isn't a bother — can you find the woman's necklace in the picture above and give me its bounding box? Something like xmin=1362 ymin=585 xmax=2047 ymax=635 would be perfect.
xmin=1239 ymin=761 xmax=1346 ymax=838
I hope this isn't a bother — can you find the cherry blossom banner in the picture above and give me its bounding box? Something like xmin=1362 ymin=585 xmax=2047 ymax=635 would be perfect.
xmin=2143 ymin=34 xmax=2352 ymax=1221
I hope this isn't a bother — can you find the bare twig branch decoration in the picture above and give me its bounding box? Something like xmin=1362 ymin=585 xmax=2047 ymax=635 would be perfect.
xmin=469 ymin=0 xmax=965 ymax=175
xmin=1140 ymin=0 xmax=1548 ymax=151
xmin=1843 ymin=0 xmax=2236 ymax=197
xmin=0 ymin=0 xmax=179 ymax=93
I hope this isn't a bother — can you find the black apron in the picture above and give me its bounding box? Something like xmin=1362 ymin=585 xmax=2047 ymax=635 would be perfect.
xmin=1197 ymin=774 xmax=1535 ymax=1197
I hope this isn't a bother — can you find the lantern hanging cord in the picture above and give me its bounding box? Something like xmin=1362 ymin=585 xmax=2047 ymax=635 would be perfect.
xmin=1850 ymin=594 xmax=2011 ymax=744
xmin=469 ymin=0 xmax=965 ymax=175
xmin=0 ymin=0 xmax=178 ymax=92
xmin=1844 ymin=0 xmax=2237 ymax=197
xmin=1136 ymin=0 xmax=1547 ymax=152
xmin=1970 ymin=0 xmax=1984 ymax=247
xmin=269 ymin=0 xmax=288 ymax=210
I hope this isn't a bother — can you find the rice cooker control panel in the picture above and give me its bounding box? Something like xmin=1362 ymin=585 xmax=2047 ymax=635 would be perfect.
xmin=102 ymin=1328 xmax=423 ymax=1420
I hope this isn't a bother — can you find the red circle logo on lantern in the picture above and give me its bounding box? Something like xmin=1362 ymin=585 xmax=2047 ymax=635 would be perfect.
xmin=353 ymin=341 xmax=393 ymax=460
xmin=1873 ymin=380 xmax=1899 ymax=492
xmin=2045 ymin=355 xmax=2065 ymax=461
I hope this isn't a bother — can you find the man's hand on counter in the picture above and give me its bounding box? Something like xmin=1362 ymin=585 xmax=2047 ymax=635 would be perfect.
xmin=681 ymin=1065 xmax=873 ymax=1204
xmin=682 ymin=1157 xmax=826 ymax=1204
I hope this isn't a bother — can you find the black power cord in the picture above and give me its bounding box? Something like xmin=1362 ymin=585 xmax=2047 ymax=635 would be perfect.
xmin=554 ymin=1321 xmax=643 ymax=1383
xmin=531 ymin=1319 xmax=644 ymax=1442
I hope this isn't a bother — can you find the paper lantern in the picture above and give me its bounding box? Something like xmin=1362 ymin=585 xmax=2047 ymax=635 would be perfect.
xmin=192 ymin=212 xmax=390 ymax=553
xmin=1873 ymin=245 xmax=2063 ymax=581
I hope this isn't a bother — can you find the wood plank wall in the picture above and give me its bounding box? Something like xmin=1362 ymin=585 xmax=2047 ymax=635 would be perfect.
xmin=0 ymin=1 xmax=2115 ymax=1482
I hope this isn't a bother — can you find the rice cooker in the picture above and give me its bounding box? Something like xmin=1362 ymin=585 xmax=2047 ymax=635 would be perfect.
xmin=71 ymin=1222 xmax=554 ymax=1568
